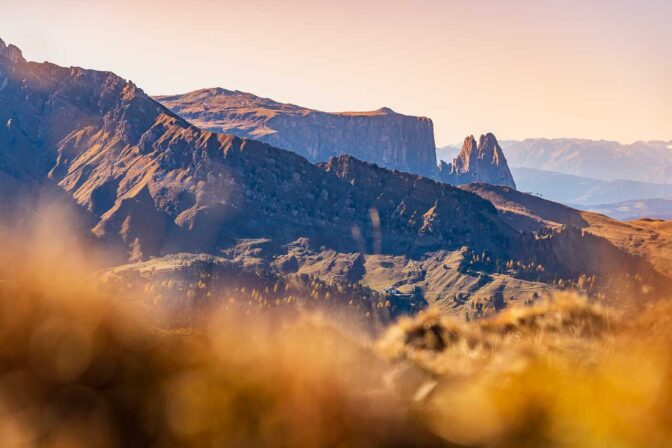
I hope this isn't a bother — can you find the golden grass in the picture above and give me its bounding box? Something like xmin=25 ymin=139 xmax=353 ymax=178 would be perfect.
xmin=377 ymin=294 xmax=672 ymax=447
xmin=2 ymin=219 xmax=672 ymax=447
xmin=0 ymin=223 xmax=442 ymax=447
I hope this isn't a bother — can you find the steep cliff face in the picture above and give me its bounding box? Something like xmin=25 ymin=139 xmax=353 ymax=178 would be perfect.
xmin=156 ymin=88 xmax=439 ymax=178
xmin=439 ymin=133 xmax=516 ymax=189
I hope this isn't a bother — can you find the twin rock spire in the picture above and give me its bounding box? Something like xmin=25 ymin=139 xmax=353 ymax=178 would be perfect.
xmin=438 ymin=133 xmax=517 ymax=189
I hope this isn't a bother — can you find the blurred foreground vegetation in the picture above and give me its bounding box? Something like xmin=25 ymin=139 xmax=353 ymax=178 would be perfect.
xmin=1 ymin=230 xmax=672 ymax=447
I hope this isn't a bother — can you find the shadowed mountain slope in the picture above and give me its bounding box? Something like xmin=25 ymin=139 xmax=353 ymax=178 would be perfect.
xmin=0 ymin=38 xmax=513 ymax=262
xmin=462 ymin=183 xmax=672 ymax=280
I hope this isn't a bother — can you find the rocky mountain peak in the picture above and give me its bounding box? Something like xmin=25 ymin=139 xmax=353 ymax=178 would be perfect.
xmin=0 ymin=38 xmax=25 ymax=64
xmin=438 ymin=132 xmax=516 ymax=189
xmin=478 ymin=132 xmax=505 ymax=164
xmin=465 ymin=134 xmax=478 ymax=149
xmin=453 ymin=135 xmax=478 ymax=171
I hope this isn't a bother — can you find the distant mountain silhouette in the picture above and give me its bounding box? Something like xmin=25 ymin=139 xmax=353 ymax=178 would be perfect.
xmin=501 ymin=138 xmax=672 ymax=183
xmin=582 ymin=198 xmax=672 ymax=221
xmin=512 ymin=167 xmax=672 ymax=206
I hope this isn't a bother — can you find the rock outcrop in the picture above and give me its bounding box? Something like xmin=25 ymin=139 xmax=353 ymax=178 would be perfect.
xmin=0 ymin=38 xmax=24 ymax=64
xmin=439 ymin=133 xmax=516 ymax=189
xmin=155 ymin=88 xmax=439 ymax=178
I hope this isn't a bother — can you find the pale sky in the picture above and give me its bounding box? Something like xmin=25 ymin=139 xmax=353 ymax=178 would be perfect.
xmin=1 ymin=0 xmax=670 ymax=146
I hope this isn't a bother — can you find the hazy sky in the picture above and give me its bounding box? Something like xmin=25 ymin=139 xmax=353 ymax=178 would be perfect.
xmin=1 ymin=0 xmax=670 ymax=145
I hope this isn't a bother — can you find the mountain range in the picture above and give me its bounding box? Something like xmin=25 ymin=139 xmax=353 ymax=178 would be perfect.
xmin=156 ymin=88 xmax=518 ymax=189
xmin=501 ymin=138 xmax=672 ymax=184
xmin=1 ymin=38 xmax=669 ymax=318
xmin=580 ymin=199 xmax=672 ymax=221
xmin=512 ymin=167 xmax=672 ymax=205
xmin=439 ymin=139 xmax=672 ymax=220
